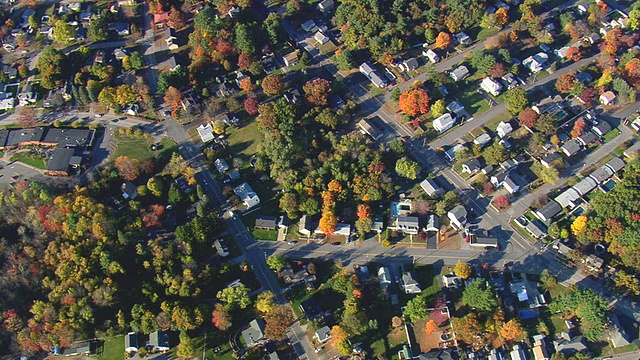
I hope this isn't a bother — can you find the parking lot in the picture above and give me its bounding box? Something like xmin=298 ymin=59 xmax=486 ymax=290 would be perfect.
xmin=0 ymin=159 xmax=43 ymax=185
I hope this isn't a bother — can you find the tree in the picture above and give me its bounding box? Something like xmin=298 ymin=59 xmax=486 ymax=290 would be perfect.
xmin=431 ymin=99 xmax=446 ymax=118
xmin=556 ymin=74 xmax=576 ymax=93
xmin=266 ymin=254 xmax=287 ymax=271
xmin=540 ymin=269 xmax=558 ymax=289
xmin=488 ymin=63 xmax=507 ymax=78
xmin=453 ymin=262 xmax=472 ymax=279
xmin=262 ymin=74 xmax=284 ymax=96
xmin=566 ymin=46 xmax=582 ymax=62
xmin=211 ymin=303 xmax=232 ymax=331
xmin=399 ymin=88 xmax=430 ymax=116
xmin=265 ymin=305 xmax=294 ymax=340
xmin=470 ymin=51 xmax=497 ymax=74
xmin=571 ymin=215 xmax=587 ymax=236
xmin=176 ymin=331 xmax=198 ymax=358
xmin=571 ymin=118 xmax=586 ymax=138
xmin=539 ymin=166 xmax=559 ymax=184
xmin=495 ymin=7 xmax=509 ymax=25
xmin=256 ymin=291 xmax=276 ymax=314
xmin=534 ymin=113 xmax=557 ymax=136
xmin=146 ymin=177 xmax=164 ymax=197
xmin=330 ymin=325 xmax=349 ymax=350
xmin=435 ymin=31 xmax=452 ymax=49
xmin=334 ymin=49 xmax=355 ymax=70
xmin=239 ymin=77 xmax=255 ymax=93
xmin=319 ymin=209 xmax=338 ymax=234
xmin=579 ymin=88 xmax=598 ymax=107
xmin=244 ymin=97 xmax=259 ymax=115
xmin=483 ymin=142 xmax=508 ymax=165
xmin=462 ymin=279 xmax=497 ymax=312
xmin=518 ymin=108 xmax=539 ymax=128
xmin=395 ymin=157 xmax=421 ymax=180
xmin=549 ymin=289 xmax=608 ymax=341
xmin=18 ymin=107 xmax=38 ymax=128
xmin=451 ymin=313 xmax=482 ymax=345
xmin=315 ymin=108 xmax=340 ymax=129
xmin=263 ymin=13 xmax=285 ymax=44
xmin=405 ymin=297 xmax=429 ymax=322
xmin=505 ymin=88 xmax=529 ymax=114
xmin=494 ymin=195 xmax=510 ymax=208
xmin=217 ymin=283 xmax=251 ymax=309
xmin=164 ymin=86 xmax=183 ymax=112
xmin=114 ymin=156 xmax=140 ymax=180
xmin=425 ymin=319 xmax=439 ymax=335
xmin=613 ymin=269 xmax=640 ymax=296
xmin=303 ymin=78 xmax=332 ymax=107
xmin=51 ymin=20 xmax=77 ymax=45
xmin=235 ymin=23 xmax=257 ymax=54
xmin=87 ymin=16 xmax=108 ymax=42
xmin=500 ymin=319 xmax=522 ymax=341
xmin=168 ymin=7 xmax=187 ymax=29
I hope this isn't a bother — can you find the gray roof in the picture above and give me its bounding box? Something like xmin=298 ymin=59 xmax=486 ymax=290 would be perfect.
xmin=426 ymin=214 xmax=439 ymax=231
xmin=525 ymin=220 xmax=546 ymax=239
xmin=541 ymin=152 xmax=562 ymax=166
xmin=359 ymin=61 xmax=376 ymax=76
xmin=561 ymin=138 xmax=582 ymax=156
xmin=463 ymin=158 xmax=481 ymax=172
xmin=46 ymin=147 xmax=75 ymax=172
xmin=624 ymin=141 xmax=640 ymax=158
xmin=315 ymin=326 xmax=331 ymax=342
xmin=449 ymin=205 xmax=467 ymax=220
xmin=578 ymin=131 xmax=597 ymax=145
xmin=358 ymin=118 xmax=383 ymax=140
xmin=420 ymin=178 xmax=444 ymax=197
xmin=241 ymin=319 xmax=266 ymax=347
xmin=500 ymin=158 xmax=518 ymax=171
xmin=608 ymin=314 xmax=631 ymax=348
xmin=402 ymin=57 xmax=419 ymax=71
xmin=255 ymin=215 xmax=278 ymax=230
xmin=573 ymin=176 xmax=597 ymax=195
xmin=418 ymin=349 xmax=460 ymax=360
xmin=0 ymin=130 xmax=8 ymax=148
xmin=450 ymin=66 xmax=469 ymax=81
xmin=554 ymin=334 xmax=587 ymax=355
xmin=42 ymin=128 xmax=93 ymax=147
xmin=592 ymin=121 xmax=611 ymax=135
xmin=536 ymin=201 xmax=562 ymax=221
xmin=589 ymin=166 xmax=614 ymax=183
xmin=474 ymin=133 xmax=491 ymax=146
xmin=555 ymin=188 xmax=580 ymax=208
xmin=606 ymin=157 xmax=625 ymax=173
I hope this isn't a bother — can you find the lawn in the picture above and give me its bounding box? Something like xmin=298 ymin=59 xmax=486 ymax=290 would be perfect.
xmin=95 ymin=335 xmax=124 ymax=360
xmin=10 ymin=151 xmax=46 ymax=169
xmin=226 ymin=120 xmax=262 ymax=162
xmin=603 ymin=128 xmax=621 ymax=143
xmin=252 ymin=228 xmax=278 ymax=241
xmin=457 ymin=90 xmax=490 ymax=117
xmin=205 ymin=331 xmax=235 ymax=360
xmin=113 ymin=130 xmax=178 ymax=165
xmin=483 ymin=110 xmax=512 ymax=132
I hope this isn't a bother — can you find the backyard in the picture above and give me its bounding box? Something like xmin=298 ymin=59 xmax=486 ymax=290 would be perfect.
xmin=95 ymin=335 xmax=124 ymax=360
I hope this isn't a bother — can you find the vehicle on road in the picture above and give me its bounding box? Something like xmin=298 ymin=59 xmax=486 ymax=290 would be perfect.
xmin=94 ymin=113 xmax=104 ymax=118
xmin=331 ymin=242 xmax=341 ymax=245
xmin=288 ymin=241 xmax=298 ymax=245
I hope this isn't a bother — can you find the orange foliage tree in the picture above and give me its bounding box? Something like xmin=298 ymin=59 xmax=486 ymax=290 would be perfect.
xmin=163 ymin=86 xmax=182 ymax=112
xmin=303 ymin=78 xmax=332 ymax=106
xmin=495 ymin=8 xmax=509 ymax=26
xmin=571 ymin=118 xmax=586 ymax=138
xmin=518 ymin=108 xmax=539 ymax=128
xmin=567 ymin=47 xmax=582 ymax=61
xmin=625 ymin=58 xmax=640 ymax=86
xmin=500 ymin=319 xmax=522 ymax=341
xmin=319 ymin=208 xmax=337 ymax=234
xmin=261 ymin=74 xmax=284 ymax=96
xmin=425 ymin=319 xmax=439 ymax=335
xmin=239 ymin=77 xmax=255 ymax=92
xmin=555 ymin=74 xmax=576 ymax=94
xmin=357 ymin=204 xmax=371 ymax=219
xmin=399 ymin=88 xmax=430 ymax=116
xmin=114 ymin=156 xmax=140 ymax=181
xmin=434 ymin=31 xmax=451 ymax=49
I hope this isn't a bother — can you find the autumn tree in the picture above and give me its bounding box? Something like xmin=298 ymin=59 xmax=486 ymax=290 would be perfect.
xmin=500 ymin=319 xmax=522 ymax=341
xmin=114 ymin=156 xmax=140 ymax=181
xmin=163 ymin=86 xmax=183 ymax=112
xmin=319 ymin=208 xmax=338 ymax=234
xmin=262 ymin=74 xmax=284 ymax=96
xmin=51 ymin=19 xmax=77 ymax=45
xmin=399 ymin=88 xmax=430 ymax=116
xmin=176 ymin=332 xmax=198 ymax=358
xmin=451 ymin=313 xmax=482 ymax=345
xmin=518 ymin=108 xmax=539 ymax=128
xmin=256 ymin=291 xmax=276 ymax=314
xmin=579 ymin=88 xmax=597 ymax=107
xmin=168 ymin=7 xmax=187 ymax=29
xmin=265 ymin=305 xmax=294 ymax=340
xmin=505 ymin=87 xmax=529 ymax=114
xmin=571 ymin=215 xmax=587 ymax=236
xmin=494 ymin=195 xmax=510 ymax=209
xmin=216 ymin=283 xmax=251 ymax=309
xmin=570 ymin=118 xmax=586 ymax=138
xmin=425 ymin=319 xmax=439 ymax=335
xmin=303 ymin=78 xmax=332 ymax=106
xmin=625 ymin=58 xmax=640 ymax=86
xmin=435 ymin=31 xmax=452 ymax=49
xmin=495 ymin=7 xmax=509 ymax=25
xmin=431 ymin=99 xmax=446 ymax=118
xmin=244 ymin=97 xmax=259 ymax=115
xmin=483 ymin=141 xmax=508 ymax=165
xmin=453 ymin=262 xmax=472 ymax=279
xmin=239 ymin=77 xmax=255 ymax=93
xmin=539 ymin=166 xmax=559 ymax=184
xmin=18 ymin=106 xmax=38 ymax=128
xmin=330 ymin=325 xmax=350 ymax=355
xmin=211 ymin=303 xmax=232 ymax=331
xmin=488 ymin=63 xmax=506 ymax=78
xmin=395 ymin=157 xmax=421 ymax=180
xmin=566 ymin=47 xmax=582 ymax=62
xmin=602 ymin=28 xmax=621 ymax=55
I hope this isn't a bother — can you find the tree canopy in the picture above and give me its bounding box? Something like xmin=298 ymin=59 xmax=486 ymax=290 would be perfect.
xmin=462 ymin=279 xmax=497 ymax=312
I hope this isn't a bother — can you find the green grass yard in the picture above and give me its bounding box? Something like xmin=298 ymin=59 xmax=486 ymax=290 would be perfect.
xmin=226 ymin=120 xmax=262 ymax=162
xmin=112 ymin=130 xmax=177 ymax=164
xmin=603 ymin=128 xmax=621 ymax=143
xmin=10 ymin=151 xmax=46 ymax=169
xmin=252 ymin=228 xmax=278 ymax=241
xmin=95 ymin=335 xmax=124 ymax=360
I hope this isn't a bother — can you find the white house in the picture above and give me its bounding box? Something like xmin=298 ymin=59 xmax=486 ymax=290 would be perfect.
xmin=453 ymin=31 xmax=471 ymax=45
xmin=423 ymin=48 xmax=440 ymax=63
xmin=480 ymin=77 xmax=503 ymax=96
xmin=446 ymin=100 xmax=465 ymax=117
xmin=555 ymin=46 xmax=570 ymax=59
xmin=314 ymin=31 xmax=330 ymax=44
xmin=599 ymin=91 xmax=616 ymax=105
xmin=317 ymin=0 xmax=334 ymax=13
xmin=234 ymin=182 xmax=260 ymax=208
xmin=358 ymin=118 xmax=383 ymax=140
xmin=448 ymin=205 xmax=467 ymax=230
xmin=449 ymin=66 xmax=469 ymax=81
xmin=496 ymin=121 xmax=513 ymax=138
xmin=523 ymin=52 xmax=549 ymax=73
xmin=474 ymin=133 xmax=492 ymax=147
xmin=433 ymin=113 xmax=456 ymax=133
xmin=378 ymin=267 xmax=392 ymax=287
xmin=214 ymin=158 xmax=229 ymax=173
xmin=314 ymin=326 xmax=332 ymax=343
xmin=197 ymin=123 xmax=215 ymax=143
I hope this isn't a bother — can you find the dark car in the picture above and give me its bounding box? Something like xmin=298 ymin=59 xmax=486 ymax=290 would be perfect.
xmin=331 ymin=242 xmax=341 ymax=246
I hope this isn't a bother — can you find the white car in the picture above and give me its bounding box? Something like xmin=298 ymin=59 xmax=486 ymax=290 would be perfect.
xmin=94 ymin=113 xmax=104 ymax=118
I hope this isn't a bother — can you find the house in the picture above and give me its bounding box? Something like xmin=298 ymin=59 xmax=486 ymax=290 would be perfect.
xmin=624 ymin=141 xmax=640 ymax=158
xmin=63 ymin=342 xmax=96 ymax=356
xmin=300 ymin=19 xmax=317 ymax=32
xmin=358 ymin=118 xmax=383 ymax=140
xmin=378 ymin=267 xmax=392 ymax=288
xmin=555 ymin=46 xmax=570 ymax=59
xmin=474 ymin=133 xmax=491 ymax=147
xmin=535 ymin=201 xmax=562 ymax=222
xmin=555 ymin=188 xmax=581 ymax=209
xmin=608 ymin=314 xmax=631 ymax=348
xmin=401 ymin=272 xmax=422 ymax=294
xmin=298 ymin=215 xmax=318 ymax=237
xmin=390 ymin=216 xmax=420 ymax=234
xmin=117 ymin=0 xmax=136 ymax=6
xmin=591 ymin=121 xmax=611 ymax=136
xmin=481 ymin=165 xmax=494 ymax=175
xmin=449 ymin=66 xmax=469 ymax=81
xmin=315 ymin=326 xmax=332 ymax=343
xmin=18 ymin=82 xmax=36 ymax=106
xmin=525 ymin=220 xmax=546 ymax=239
xmin=425 ymin=214 xmax=439 ymax=232
xmin=575 ymin=71 xmax=593 ymax=84
xmin=371 ymin=218 xmax=384 ymax=233
xmin=444 ymin=144 xmax=465 ymax=162
xmin=491 ymin=171 xmax=520 ymax=194
xmin=561 ymin=138 xmax=582 ymax=157
xmin=282 ymin=51 xmax=298 ymax=67
xmin=214 ymin=239 xmax=229 ymax=257
xmin=107 ymin=22 xmax=130 ymax=36
xmin=606 ymin=157 xmax=625 ymax=173
xmin=214 ymin=158 xmax=229 ymax=173
xmin=468 ymin=230 xmax=498 ymax=248
xmin=255 ymin=215 xmax=277 ymax=230
xmin=284 ymin=89 xmax=302 ymax=104
xmin=433 ymin=113 xmax=456 ymax=133
xmin=589 ymin=165 xmax=614 ymax=184
xmin=148 ymin=331 xmax=170 ymax=352
xmin=453 ymin=32 xmax=471 ymax=45
xmin=500 ymin=157 xmax=520 ymax=171
xmin=164 ymin=28 xmax=179 ymax=50
xmin=420 ymin=178 xmax=445 ymax=197
xmin=541 ymin=152 xmax=562 ymax=168
xmin=523 ymin=52 xmax=549 ymax=73
xmin=125 ymin=332 xmax=138 ymax=353
xmin=462 ymin=158 xmax=481 ymax=173
xmin=121 ymin=182 xmax=138 ymax=200
xmin=234 ymin=183 xmax=260 ymax=208
xmin=317 ymin=0 xmax=335 ymax=13
xmin=480 ymin=77 xmax=503 ymax=96
xmin=577 ymin=131 xmax=596 ymax=146
xmin=501 ymin=73 xmax=519 ymax=90
xmin=583 ymin=254 xmax=604 ymax=272
xmin=446 ymin=101 xmax=465 ymax=118
xmin=532 ymin=335 xmax=550 ymax=360
xmin=554 ymin=330 xmax=587 ymax=356
xmin=360 ymin=62 xmax=387 ymax=88
xmin=220 ymin=113 xmax=239 ymax=126
xmin=448 ymin=205 xmax=467 ymax=230
xmin=197 ymin=123 xmax=215 ymax=143
xmin=496 ymin=121 xmax=513 ymax=138
xmin=45 ymin=147 xmax=76 ymax=176
xmin=573 ymin=177 xmax=597 ymax=196
xmin=2 ymin=65 xmax=17 ymax=80
xmin=331 ymin=223 xmax=352 ymax=236
xmin=443 ymin=273 xmax=462 ymax=288
xmin=314 ymin=31 xmax=330 ymax=44
xmin=225 ymin=4 xmax=240 ymax=17
xmin=399 ymin=58 xmax=419 ymax=72
xmin=423 ymin=48 xmax=440 ymax=63
xmin=242 ymin=319 xmax=266 ymax=347
xmin=599 ymin=91 xmax=616 ymax=105
xmin=417 ymin=349 xmax=459 ymax=360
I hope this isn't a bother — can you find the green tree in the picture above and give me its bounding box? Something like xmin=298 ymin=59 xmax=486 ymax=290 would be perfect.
xmin=470 ymin=51 xmax=497 ymax=74
xmin=217 ymin=283 xmax=251 ymax=309
xmin=124 ymin=51 xmax=144 ymax=70
xmin=87 ymin=16 xmax=108 ymax=42
xmin=462 ymin=279 xmax=497 ymax=312
xmin=266 ymin=254 xmax=287 ymax=271
xmin=235 ymin=23 xmax=257 ymax=54
xmin=549 ymin=289 xmax=608 ymax=341
xmin=176 ymin=331 xmax=199 ymax=358
xmin=51 ymin=19 xmax=77 ymax=45
xmin=390 ymin=87 xmax=401 ymax=101
xmin=388 ymin=139 xmax=406 ymax=157
xmin=263 ymin=13 xmax=285 ymax=44
xmin=315 ymin=108 xmax=340 ymax=129
xmin=534 ymin=113 xmax=557 ymax=135
xmin=395 ymin=157 xmax=421 ymax=180
xmin=505 ymin=87 xmax=529 ymax=114
xmin=540 ymin=166 xmax=559 ymax=184
xmin=483 ymin=141 xmax=508 ymax=165
xmin=334 ymin=49 xmax=355 ymax=71
xmin=431 ymin=99 xmax=446 ymax=118
xmin=168 ymin=183 xmax=184 ymax=205
xmin=404 ymin=297 xmax=429 ymax=322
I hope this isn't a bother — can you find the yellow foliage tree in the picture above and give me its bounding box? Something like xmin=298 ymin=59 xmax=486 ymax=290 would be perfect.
xmin=330 ymin=325 xmax=349 ymax=346
xmin=453 ymin=262 xmax=472 ymax=279
xmin=495 ymin=8 xmax=509 ymax=26
xmin=571 ymin=215 xmax=587 ymax=236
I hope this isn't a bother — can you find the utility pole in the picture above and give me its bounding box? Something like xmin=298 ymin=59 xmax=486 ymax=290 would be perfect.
xmin=202 ymin=332 xmax=206 ymax=360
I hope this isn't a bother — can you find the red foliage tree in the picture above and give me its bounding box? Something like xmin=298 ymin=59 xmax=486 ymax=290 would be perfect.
xmin=244 ymin=97 xmax=259 ymax=115
xmin=579 ymin=87 xmax=597 ymax=107
xmin=570 ymin=118 xmax=586 ymax=138
xmin=566 ymin=46 xmax=582 ymax=61
xmin=518 ymin=108 xmax=539 ymax=128
xmin=141 ymin=204 xmax=165 ymax=229
xmin=555 ymin=74 xmax=576 ymax=93
xmin=303 ymin=78 xmax=332 ymax=106
xmin=163 ymin=86 xmax=183 ymax=112
xmin=211 ymin=303 xmax=232 ymax=331
xmin=114 ymin=156 xmax=140 ymax=181
xmin=482 ymin=182 xmax=495 ymax=195
xmin=168 ymin=7 xmax=187 ymax=29
xmin=493 ymin=195 xmax=510 ymax=209
xmin=357 ymin=204 xmax=372 ymax=220
xmin=399 ymin=88 xmax=430 ymax=116
xmin=237 ymin=52 xmax=253 ymax=69
xmin=488 ymin=63 xmax=507 ymax=78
